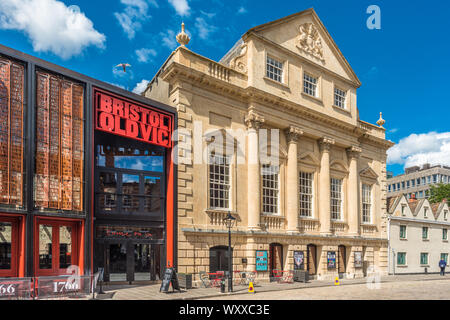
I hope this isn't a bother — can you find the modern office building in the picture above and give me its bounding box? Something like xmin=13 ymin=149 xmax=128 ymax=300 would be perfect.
xmin=387 ymin=195 xmax=450 ymax=274
xmin=143 ymin=8 xmax=394 ymax=283
xmin=387 ymin=164 xmax=450 ymax=199
xmin=0 ymin=44 xmax=177 ymax=282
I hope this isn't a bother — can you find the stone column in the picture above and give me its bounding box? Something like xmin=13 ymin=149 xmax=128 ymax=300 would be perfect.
xmin=347 ymin=145 xmax=362 ymax=235
xmin=318 ymin=137 xmax=335 ymax=234
xmin=285 ymin=126 xmax=303 ymax=233
xmin=245 ymin=110 xmax=265 ymax=231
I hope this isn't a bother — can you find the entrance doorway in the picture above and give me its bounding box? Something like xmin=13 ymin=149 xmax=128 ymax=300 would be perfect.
xmin=34 ymin=219 xmax=80 ymax=276
xmin=209 ymin=246 xmax=232 ymax=273
xmin=269 ymin=243 xmax=283 ymax=277
xmin=0 ymin=216 xmax=20 ymax=277
xmin=338 ymin=245 xmax=347 ymax=277
xmin=102 ymin=242 xmax=162 ymax=283
xmin=307 ymin=244 xmax=317 ymax=276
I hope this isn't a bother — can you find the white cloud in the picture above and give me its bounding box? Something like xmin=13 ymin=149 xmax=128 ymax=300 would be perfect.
xmin=106 ymin=82 xmax=126 ymax=89
xmin=113 ymin=65 xmax=134 ymax=81
xmin=237 ymin=6 xmax=247 ymax=14
xmin=132 ymin=79 xmax=150 ymax=94
xmin=387 ymin=132 xmax=450 ymax=168
xmin=195 ymin=17 xmax=217 ymax=40
xmin=161 ymin=29 xmax=177 ymax=50
xmin=168 ymin=0 xmax=190 ymax=16
xmin=200 ymin=11 xmax=216 ymax=19
xmin=114 ymin=0 xmax=157 ymax=39
xmin=0 ymin=0 xmax=105 ymax=59
xmin=388 ymin=128 xmax=398 ymax=134
xmin=135 ymin=48 xmax=157 ymax=63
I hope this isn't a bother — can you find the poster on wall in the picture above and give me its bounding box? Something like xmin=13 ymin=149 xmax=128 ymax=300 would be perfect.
xmin=293 ymin=251 xmax=305 ymax=270
xmin=327 ymin=251 xmax=336 ymax=269
xmin=354 ymin=251 xmax=363 ymax=268
xmin=256 ymin=250 xmax=268 ymax=271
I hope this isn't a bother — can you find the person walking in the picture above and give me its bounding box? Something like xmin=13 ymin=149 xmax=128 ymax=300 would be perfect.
xmin=439 ymin=259 xmax=447 ymax=276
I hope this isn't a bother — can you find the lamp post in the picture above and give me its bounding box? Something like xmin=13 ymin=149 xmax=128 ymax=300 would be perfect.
xmin=223 ymin=212 xmax=236 ymax=292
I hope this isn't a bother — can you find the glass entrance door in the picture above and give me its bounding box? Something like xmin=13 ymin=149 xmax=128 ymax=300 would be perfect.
xmin=0 ymin=217 xmax=19 ymax=277
xmin=108 ymin=243 xmax=128 ymax=282
xmin=105 ymin=242 xmax=162 ymax=282
xmin=35 ymin=220 xmax=79 ymax=276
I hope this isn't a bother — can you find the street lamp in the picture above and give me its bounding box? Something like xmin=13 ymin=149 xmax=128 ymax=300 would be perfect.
xmin=223 ymin=211 xmax=236 ymax=292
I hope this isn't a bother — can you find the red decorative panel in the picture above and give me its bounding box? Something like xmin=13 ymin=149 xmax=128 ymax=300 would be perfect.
xmin=0 ymin=58 xmax=24 ymax=206
xmin=34 ymin=72 xmax=84 ymax=212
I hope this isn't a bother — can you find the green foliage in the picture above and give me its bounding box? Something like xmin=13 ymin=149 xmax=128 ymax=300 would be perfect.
xmin=429 ymin=183 xmax=450 ymax=204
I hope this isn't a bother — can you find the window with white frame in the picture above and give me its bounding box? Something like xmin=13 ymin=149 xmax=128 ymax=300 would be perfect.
xmin=299 ymin=171 xmax=313 ymax=217
xmin=420 ymin=252 xmax=429 ymax=265
xmin=266 ymin=56 xmax=283 ymax=83
xmin=362 ymin=184 xmax=372 ymax=223
xmin=262 ymin=164 xmax=279 ymax=214
xmin=209 ymin=154 xmax=230 ymax=209
xmin=334 ymin=87 xmax=346 ymax=108
xmin=303 ymin=73 xmax=318 ymax=97
xmin=331 ymin=178 xmax=343 ymax=220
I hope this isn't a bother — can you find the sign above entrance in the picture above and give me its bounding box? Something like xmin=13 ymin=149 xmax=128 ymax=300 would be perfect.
xmin=94 ymin=88 xmax=173 ymax=148
xmin=96 ymin=225 xmax=164 ymax=240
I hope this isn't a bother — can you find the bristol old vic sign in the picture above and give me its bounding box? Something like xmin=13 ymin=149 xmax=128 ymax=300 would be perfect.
xmin=94 ymin=88 xmax=173 ymax=147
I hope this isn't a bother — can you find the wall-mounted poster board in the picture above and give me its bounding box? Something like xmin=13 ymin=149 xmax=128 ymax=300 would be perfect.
xmin=327 ymin=251 xmax=336 ymax=269
xmin=293 ymin=251 xmax=305 ymax=270
xmin=256 ymin=250 xmax=268 ymax=271
xmin=354 ymin=252 xmax=363 ymax=268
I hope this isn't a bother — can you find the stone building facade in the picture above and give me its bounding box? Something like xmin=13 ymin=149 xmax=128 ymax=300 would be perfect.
xmin=143 ymin=9 xmax=394 ymax=283
xmin=387 ymin=164 xmax=450 ymax=200
xmin=387 ymin=195 xmax=450 ymax=274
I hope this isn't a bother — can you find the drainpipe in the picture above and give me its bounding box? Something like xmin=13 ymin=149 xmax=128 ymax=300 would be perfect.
xmin=387 ymin=215 xmax=391 ymax=275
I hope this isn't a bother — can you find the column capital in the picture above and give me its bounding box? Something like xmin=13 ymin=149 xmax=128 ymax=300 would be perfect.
xmin=319 ymin=137 xmax=335 ymax=152
xmin=245 ymin=110 xmax=265 ymax=130
xmin=285 ymin=125 xmax=304 ymax=143
xmin=347 ymin=145 xmax=362 ymax=159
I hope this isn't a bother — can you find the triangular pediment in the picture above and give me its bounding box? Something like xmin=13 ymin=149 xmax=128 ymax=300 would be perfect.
xmin=330 ymin=159 xmax=348 ymax=173
xmin=298 ymin=151 xmax=319 ymax=166
xmin=360 ymin=167 xmax=378 ymax=180
xmin=245 ymin=8 xmax=360 ymax=86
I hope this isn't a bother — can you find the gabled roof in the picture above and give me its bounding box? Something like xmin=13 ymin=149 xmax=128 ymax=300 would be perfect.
xmin=387 ymin=195 xmax=402 ymax=214
xmin=241 ymin=8 xmax=361 ymax=87
xmin=408 ymin=199 xmax=423 ymax=215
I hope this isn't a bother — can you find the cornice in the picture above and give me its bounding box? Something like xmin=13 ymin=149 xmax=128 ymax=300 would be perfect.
xmin=160 ymin=61 xmax=392 ymax=150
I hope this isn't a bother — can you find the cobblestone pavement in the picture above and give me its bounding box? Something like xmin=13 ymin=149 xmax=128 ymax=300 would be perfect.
xmin=92 ymin=274 xmax=450 ymax=300
xmin=202 ymin=278 xmax=450 ymax=300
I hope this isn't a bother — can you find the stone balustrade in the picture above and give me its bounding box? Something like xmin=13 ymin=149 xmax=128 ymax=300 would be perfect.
xmin=298 ymin=218 xmax=320 ymax=232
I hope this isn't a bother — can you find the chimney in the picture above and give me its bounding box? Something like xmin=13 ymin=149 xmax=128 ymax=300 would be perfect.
xmin=409 ymin=193 xmax=417 ymax=202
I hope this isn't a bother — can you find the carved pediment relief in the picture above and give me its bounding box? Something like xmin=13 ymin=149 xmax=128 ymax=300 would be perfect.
xmin=360 ymin=167 xmax=378 ymax=180
xmin=230 ymin=43 xmax=248 ymax=73
xmin=297 ymin=23 xmax=325 ymax=62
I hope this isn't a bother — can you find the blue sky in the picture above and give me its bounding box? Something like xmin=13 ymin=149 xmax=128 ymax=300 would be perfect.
xmin=1 ymin=0 xmax=449 ymax=176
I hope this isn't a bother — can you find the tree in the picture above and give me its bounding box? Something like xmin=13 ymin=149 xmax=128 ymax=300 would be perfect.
xmin=429 ymin=183 xmax=450 ymax=203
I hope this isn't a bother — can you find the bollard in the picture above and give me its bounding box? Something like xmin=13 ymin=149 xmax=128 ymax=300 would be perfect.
xmin=220 ymin=278 xmax=225 ymax=293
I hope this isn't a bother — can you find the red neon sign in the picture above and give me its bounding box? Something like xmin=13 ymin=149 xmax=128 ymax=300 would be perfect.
xmin=94 ymin=88 xmax=173 ymax=147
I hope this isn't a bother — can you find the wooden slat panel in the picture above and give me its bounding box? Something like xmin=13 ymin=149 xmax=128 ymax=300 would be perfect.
xmin=48 ymin=76 xmax=60 ymax=209
xmin=0 ymin=60 xmax=10 ymax=204
xmin=35 ymin=72 xmax=50 ymax=208
xmin=72 ymin=84 xmax=83 ymax=211
xmin=34 ymin=73 xmax=84 ymax=212
xmin=9 ymin=63 xmax=24 ymax=205
xmin=61 ymin=80 xmax=72 ymax=210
